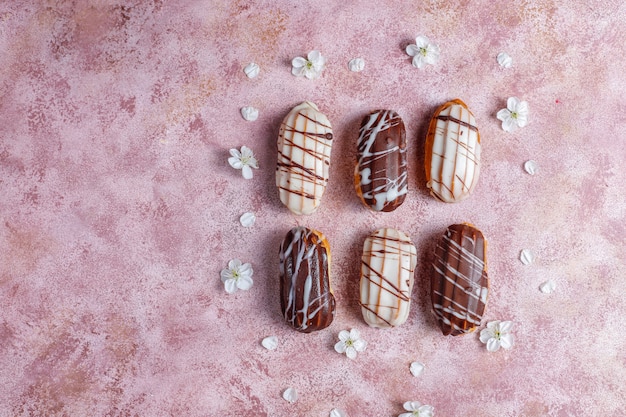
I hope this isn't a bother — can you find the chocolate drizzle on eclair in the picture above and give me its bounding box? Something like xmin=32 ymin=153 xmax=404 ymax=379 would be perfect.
xmin=431 ymin=223 xmax=489 ymax=336
xmin=279 ymin=226 xmax=335 ymax=333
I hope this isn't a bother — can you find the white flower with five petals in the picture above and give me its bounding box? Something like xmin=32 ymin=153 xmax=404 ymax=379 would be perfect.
xmin=496 ymin=97 xmax=529 ymax=132
xmin=228 ymin=146 xmax=259 ymax=179
xmin=220 ymin=259 xmax=253 ymax=294
xmin=479 ymin=320 xmax=514 ymax=352
xmin=399 ymin=401 xmax=435 ymax=417
xmin=334 ymin=329 xmax=367 ymax=359
xmin=292 ymin=50 xmax=326 ymax=79
xmin=405 ymin=36 xmax=440 ymax=69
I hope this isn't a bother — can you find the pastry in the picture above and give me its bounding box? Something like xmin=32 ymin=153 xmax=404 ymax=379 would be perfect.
xmin=431 ymin=223 xmax=489 ymax=336
xmin=355 ymin=110 xmax=408 ymax=212
xmin=360 ymin=228 xmax=417 ymax=328
xmin=276 ymin=101 xmax=334 ymax=215
xmin=279 ymin=226 xmax=335 ymax=332
xmin=425 ymin=99 xmax=481 ymax=203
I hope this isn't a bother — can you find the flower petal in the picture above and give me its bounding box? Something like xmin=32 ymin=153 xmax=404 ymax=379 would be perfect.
xmin=292 ymin=56 xmax=307 ymax=68
xmin=330 ymin=408 xmax=347 ymax=417
xmin=261 ymin=336 xmax=278 ymax=350
xmin=403 ymin=401 xmax=422 ymax=411
xmin=238 ymin=262 xmax=253 ymax=277
xmin=349 ymin=328 xmax=361 ymax=340
xmin=479 ymin=328 xmax=494 ymax=343
xmin=496 ymin=108 xmax=511 ymax=122
xmin=410 ymin=362 xmax=425 ymax=377
xmin=415 ymin=35 xmax=430 ymax=47
xmin=229 ymin=148 xmax=242 ymax=158
xmin=338 ymin=330 xmax=351 ymax=342
xmin=237 ymin=275 xmax=253 ymax=291
xmin=499 ymin=321 xmax=514 ymax=333
xmin=345 ymin=346 xmax=357 ymax=359
xmin=242 ymin=165 xmax=253 ymax=179
xmin=334 ymin=341 xmax=347 ymax=354
xmin=228 ymin=259 xmax=242 ymax=270
xmin=220 ymin=268 xmax=233 ymax=282
xmin=419 ymin=404 xmax=435 ymax=417
xmin=507 ymin=96 xmax=521 ymax=111
xmin=282 ymin=387 xmax=298 ymax=403
xmin=412 ymin=55 xmax=425 ymax=69
xmin=292 ymin=66 xmax=306 ymax=77
xmin=223 ymin=278 xmax=238 ymax=294
xmin=228 ymin=156 xmax=243 ymax=169
xmin=486 ymin=338 xmax=501 ymax=352
xmin=500 ymin=333 xmax=514 ymax=349
xmin=405 ymin=44 xmax=419 ymax=57
xmin=247 ymin=156 xmax=259 ymax=169
xmin=352 ymin=338 xmax=367 ymax=352
xmin=502 ymin=116 xmax=518 ymax=132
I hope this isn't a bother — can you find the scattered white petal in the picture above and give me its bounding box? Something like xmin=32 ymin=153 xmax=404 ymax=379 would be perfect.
xmin=399 ymin=401 xmax=435 ymax=417
xmin=524 ymin=160 xmax=538 ymax=175
xmin=239 ymin=212 xmax=256 ymax=227
xmin=540 ymin=279 xmax=556 ymax=294
xmin=282 ymin=387 xmax=298 ymax=403
xmin=410 ymin=362 xmax=425 ymax=377
xmin=292 ymin=50 xmax=326 ymax=79
xmin=228 ymin=146 xmax=259 ymax=179
xmin=240 ymin=106 xmax=259 ymax=121
xmin=244 ymin=62 xmax=260 ymax=78
xmin=334 ymin=328 xmax=367 ymax=359
xmin=479 ymin=320 xmax=514 ymax=352
xmin=497 ymin=52 xmax=513 ymax=68
xmin=497 ymin=97 xmax=529 ymax=132
xmin=348 ymin=57 xmax=365 ymax=72
xmin=220 ymin=259 xmax=254 ymax=293
xmin=261 ymin=336 xmax=278 ymax=350
xmin=405 ymin=35 xmax=440 ymax=69
xmin=520 ymin=249 xmax=535 ymax=265
xmin=330 ymin=408 xmax=347 ymax=417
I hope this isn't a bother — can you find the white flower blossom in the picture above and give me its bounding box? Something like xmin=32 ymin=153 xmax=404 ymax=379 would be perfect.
xmin=405 ymin=36 xmax=440 ymax=69
xmin=334 ymin=329 xmax=367 ymax=359
xmin=292 ymin=50 xmax=326 ymax=79
xmin=399 ymin=401 xmax=435 ymax=417
xmin=228 ymin=146 xmax=259 ymax=179
xmin=479 ymin=320 xmax=514 ymax=352
xmin=220 ymin=259 xmax=253 ymax=294
xmin=497 ymin=97 xmax=529 ymax=132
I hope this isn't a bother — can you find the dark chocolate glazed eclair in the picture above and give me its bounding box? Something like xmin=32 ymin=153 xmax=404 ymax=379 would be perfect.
xmin=354 ymin=110 xmax=408 ymax=212
xmin=279 ymin=226 xmax=335 ymax=333
xmin=431 ymin=223 xmax=489 ymax=336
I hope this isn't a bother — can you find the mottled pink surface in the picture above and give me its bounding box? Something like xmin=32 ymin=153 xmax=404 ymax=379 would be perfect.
xmin=1 ymin=1 xmax=625 ymax=416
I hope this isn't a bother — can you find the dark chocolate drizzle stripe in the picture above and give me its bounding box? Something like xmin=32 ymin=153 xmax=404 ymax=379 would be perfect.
xmin=360 ymin=229 xmax=415 ymax=326
xmin=431 ymin=224 xmax=488 ymax=336
xmin=277 ymin=108 xmax=332 ymax=209
xmin=436 ymin=114 xmax=478 ymax=132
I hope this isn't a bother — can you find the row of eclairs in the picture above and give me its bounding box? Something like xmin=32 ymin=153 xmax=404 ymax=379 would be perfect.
xmin=276 ymin=100 xmax=489 ymax=336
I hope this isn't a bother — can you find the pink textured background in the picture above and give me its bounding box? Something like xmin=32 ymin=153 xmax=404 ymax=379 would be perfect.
xmin=1 ymin=1 xmax=625 ymax=416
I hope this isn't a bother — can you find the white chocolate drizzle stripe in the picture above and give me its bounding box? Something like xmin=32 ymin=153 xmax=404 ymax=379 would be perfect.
xmin=280 ymin=227 xmax=333 ymax=331
xmin=356 ymin=111 xmax=408 ymax=211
